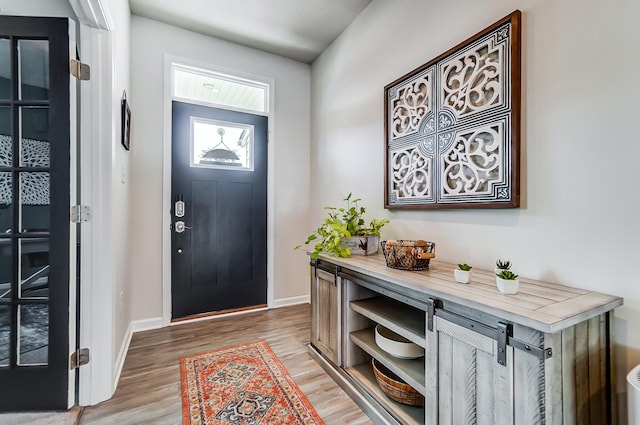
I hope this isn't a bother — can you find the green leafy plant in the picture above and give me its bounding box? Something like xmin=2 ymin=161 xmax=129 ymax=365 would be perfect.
xmin=495 ymin=259 xmax=512 ymax=270
xmin=458 ymin=263 xmax=472 ymax=271
xmin=496 ymin=270 xmax=519 ymax=280
xmin=295 ymin=193 xmax=389 ymax=259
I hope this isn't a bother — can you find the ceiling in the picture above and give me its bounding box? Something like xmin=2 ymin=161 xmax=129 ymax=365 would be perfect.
xmin=128 ymin=0 xmax=373 ymax=64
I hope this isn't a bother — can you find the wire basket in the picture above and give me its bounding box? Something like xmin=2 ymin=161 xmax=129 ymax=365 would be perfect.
xmin=372 ymin=359 xmax=425 ymax=407
xmin=380 ymin=240 xmax=435 ymax=271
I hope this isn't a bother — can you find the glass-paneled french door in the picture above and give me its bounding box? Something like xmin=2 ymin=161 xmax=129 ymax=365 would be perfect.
xmin=0 ymin=16 xmax=74 ymax=411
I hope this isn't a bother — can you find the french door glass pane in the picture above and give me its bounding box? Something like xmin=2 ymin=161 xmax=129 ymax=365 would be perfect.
xmin=0 ymin=172 xmax=12 ymax=233
xmin=0 ymin=240 xmax=11 ymax=300
xmin=0 ymin=305 xmax=8 ymax=366
xmin=0 ymin=106 xmax=11 ymax=167
xmin=18 ymin=304 xmax=48 ymax=365
xmin=0 ymin=38 xmax=9 ymax=100
xmin=20 ymin=172 xmax=49 ymax=232
xmin=19 ymin=238 xmax=49 ymax=300
xmin=20 ymin=107 xmax=49 ymax=167
xmin=18 ymin=40 xmax=49 ymax=101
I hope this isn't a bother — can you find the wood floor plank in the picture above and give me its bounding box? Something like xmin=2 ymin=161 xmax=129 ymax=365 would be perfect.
xmin=79 ymin=304 xmax=372 ymax=425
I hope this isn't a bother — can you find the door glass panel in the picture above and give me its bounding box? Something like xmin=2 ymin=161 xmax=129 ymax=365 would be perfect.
xmin=0 ymin=240 xmax=11 ymax=300
xmin=18 ymin=304 xmax=48 ymax=365
xmin=0 ymin=107 xmax=11 ymax=167
xmin=19 ymin=172 xmax=49 ymax=232
xmin=0 ymin=172 xmax=12 ymax=233
xmin=191 ymin=118 xmax=254 ymax=171
xmin=0 ymin=38 xmax=10 ymax=100
xmin=19 ymin=238 xmax=48 ymax=300
xmin=0 ymin=305 xmax=9 ymax=366
xmin=20 ymin=107 xmax=49 ymax=167
xmin=18 ymin=40 xmax=49 ymax=101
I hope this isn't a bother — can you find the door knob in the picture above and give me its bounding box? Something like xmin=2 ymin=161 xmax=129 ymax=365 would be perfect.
xmin=174 ymin=221 xmax=192 ymax=233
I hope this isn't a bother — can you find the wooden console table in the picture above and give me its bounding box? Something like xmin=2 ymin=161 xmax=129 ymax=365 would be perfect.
xmin=308 ymin=254 xmax=623 ymax=425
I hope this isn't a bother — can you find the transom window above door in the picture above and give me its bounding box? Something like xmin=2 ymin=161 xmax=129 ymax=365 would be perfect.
xmin=172 ymin=64 xmax=268 ymax=114
xmin=191 ymin=117 xmax=254 ymax=171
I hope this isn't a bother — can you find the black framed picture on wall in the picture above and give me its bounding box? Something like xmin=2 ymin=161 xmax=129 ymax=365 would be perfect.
xmin=121 ymin=90 xmax=131 ymax=150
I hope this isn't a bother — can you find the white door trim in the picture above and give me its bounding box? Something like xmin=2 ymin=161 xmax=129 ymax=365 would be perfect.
xmin=162 ymin=55 xmax=275 ymax=325
xmin=68 ymin=0 xmax=116 ymax=406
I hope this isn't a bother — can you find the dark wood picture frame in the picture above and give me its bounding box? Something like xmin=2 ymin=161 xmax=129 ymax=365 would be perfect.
xmin=384 ymin=10 xmax=521 ymax=209
xmin=121 ymin=91 xmax=131 ymax=151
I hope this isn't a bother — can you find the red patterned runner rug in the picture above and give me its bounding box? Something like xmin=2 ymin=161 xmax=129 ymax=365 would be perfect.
xmin=180 ymin=340 xmax=325 ymax=425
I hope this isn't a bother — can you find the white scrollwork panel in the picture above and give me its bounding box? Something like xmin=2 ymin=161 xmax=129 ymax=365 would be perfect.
xmin=441 ymin=40 xmax=504 ymax=118
xmin=441 ymin=124 xmax=503 ymax=197
xmin=390 ymin=70 xmax=433 ymax=139
xmin=390 ymin=147 xmax=431 ymax=199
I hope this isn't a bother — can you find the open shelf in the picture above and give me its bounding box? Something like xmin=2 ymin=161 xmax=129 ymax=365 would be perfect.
xmin=346 ymin=362 xmax=425 ymax=425
xmin=350 ymin=328 xmax=425 ymax=395
xmin=350 ymin=298 xmax=426 ymax=347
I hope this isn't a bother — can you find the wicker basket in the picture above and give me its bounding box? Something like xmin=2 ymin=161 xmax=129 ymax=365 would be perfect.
xmin=380 ymin=240 xmax=436 ymax=271
xmin=372 ymin=359 xmax=425 ymax=407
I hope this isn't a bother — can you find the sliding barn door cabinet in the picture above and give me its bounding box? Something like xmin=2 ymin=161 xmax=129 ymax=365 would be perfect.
xmin=309 ymin=255 xmax=622 ymax=425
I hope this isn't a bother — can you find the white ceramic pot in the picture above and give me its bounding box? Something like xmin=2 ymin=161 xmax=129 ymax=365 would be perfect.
xmin=454 ymin=269 xmax=471 ymax=284
xmin=496 ymin=277 xmax=519 ymax=294
xmin=374 ymin=325 xmax=424 ymax=359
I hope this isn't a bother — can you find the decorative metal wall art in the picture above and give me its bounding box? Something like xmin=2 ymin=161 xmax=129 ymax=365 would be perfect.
xmin=384 ymin=11 xmax=521 ymax=209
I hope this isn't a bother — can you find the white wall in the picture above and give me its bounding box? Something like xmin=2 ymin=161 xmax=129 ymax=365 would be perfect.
xmin=129 ymin=16 xmax=311 ymax=321
xmin=102 ymin=0 xmax=131 ymax=387
xmin=311 ymin=0 xmax=640 ymax=418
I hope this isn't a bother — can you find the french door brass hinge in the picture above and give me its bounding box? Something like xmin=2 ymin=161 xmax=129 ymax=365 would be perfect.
xmin=70 ymin=59 xmax=90 ymax=81
xmin=70 ymin=348 xmax=90 ymax=369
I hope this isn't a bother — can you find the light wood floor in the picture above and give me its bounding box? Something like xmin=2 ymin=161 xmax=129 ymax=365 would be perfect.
xmin=79 ymin=304 xmax=373 ymax=425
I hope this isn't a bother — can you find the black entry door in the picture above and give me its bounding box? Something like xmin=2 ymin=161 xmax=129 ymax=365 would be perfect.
xmin=0 ymin=17 xmax=72 ymax=410
xmin=171 ymin=101 xmax=267 ymax=319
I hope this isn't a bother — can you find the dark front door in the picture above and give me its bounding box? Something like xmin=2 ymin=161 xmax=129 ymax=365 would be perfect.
xmin=0 ymin=17 xmax=72 ymax=410
xmin=171 ymin=101 xmax=267 ymax=319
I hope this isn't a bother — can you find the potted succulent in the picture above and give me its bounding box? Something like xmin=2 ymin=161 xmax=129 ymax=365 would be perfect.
xmin=296 ymin=193 xmax=389 ymax=260
xmin=495 ymin=259 xmax=512 ymax=275
xmin=496 ymin=270 xmax=520 ymax=294
xmin=454 ymin=263 xmax=472 ymax=284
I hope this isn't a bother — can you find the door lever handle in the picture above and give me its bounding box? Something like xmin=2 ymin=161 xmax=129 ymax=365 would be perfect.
xmin=174 ymin=221 xmax=192 ymax=233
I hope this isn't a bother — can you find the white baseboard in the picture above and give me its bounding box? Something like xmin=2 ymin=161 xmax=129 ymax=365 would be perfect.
xmin=112 ymin=317 xmax=164 ymax=393
xmin=112 ymin=322 xmax=133 ymax=393
xmin=272 ymin=295 xmax=310 ymax=308
xmin=132 ymin=317 xmax=164 ymax=333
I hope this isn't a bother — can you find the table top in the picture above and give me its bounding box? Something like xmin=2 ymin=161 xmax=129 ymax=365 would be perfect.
xmin=317 ymin=253 xmax=623 ymax=333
